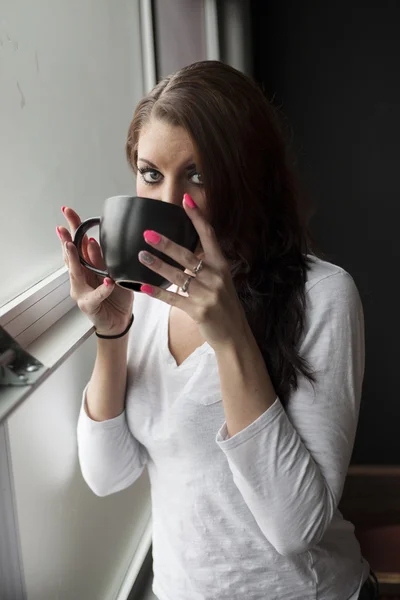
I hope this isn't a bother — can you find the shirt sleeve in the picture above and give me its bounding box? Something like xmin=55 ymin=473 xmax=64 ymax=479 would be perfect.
xmin=216 ymin=271 xmax=364 ymax=557
xmin=77 ymin=384 xmax=148 ymax=496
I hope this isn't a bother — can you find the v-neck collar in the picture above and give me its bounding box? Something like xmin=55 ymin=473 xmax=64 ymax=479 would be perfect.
xmin=161 ymin=290 xmax=212 ymax=369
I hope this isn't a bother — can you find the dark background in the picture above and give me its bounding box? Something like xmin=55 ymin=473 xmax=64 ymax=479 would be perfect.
xmin=251 ymin=0 xmax=400 ymax=464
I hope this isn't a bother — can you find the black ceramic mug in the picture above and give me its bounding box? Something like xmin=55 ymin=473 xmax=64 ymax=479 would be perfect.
xmin=73 ymin=195 xmax=199 ymax=292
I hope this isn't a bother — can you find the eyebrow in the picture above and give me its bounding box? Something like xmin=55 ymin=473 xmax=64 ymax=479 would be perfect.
xmin=137 ymin=158 xmax=197 ymax=171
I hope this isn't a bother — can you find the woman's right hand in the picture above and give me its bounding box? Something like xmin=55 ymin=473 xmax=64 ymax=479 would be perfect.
xmin=56 ymin=206 xmax=134 ymax=336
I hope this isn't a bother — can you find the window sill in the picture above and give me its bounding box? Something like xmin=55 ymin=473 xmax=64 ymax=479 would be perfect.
xmin=0 ymin=306 xmax=94 ymax=424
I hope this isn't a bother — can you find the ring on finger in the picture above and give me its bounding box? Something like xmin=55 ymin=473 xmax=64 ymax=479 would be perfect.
xmin=193 ymin=259 xmax=204 ymax=275
xmin=181 ymin=275 xmax=193 ymax=294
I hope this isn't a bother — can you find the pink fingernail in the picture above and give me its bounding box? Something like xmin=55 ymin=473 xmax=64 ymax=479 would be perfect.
xmin=143 ymin=230 xmax=161 ymax=245
xmin=89 ymin=237 xmax=96 ymax=243
xmin=183 ymin=193 xmax=197 ymax=209
xmin=140 ymin=284 xmax=154 ymax=296
xmin=56 ymin=226 xmax=62 ymax=240
xmin=61 ymin=206 xmax=67 ymax=213
xmin=104 ymin=278 xmax=112 ymax=287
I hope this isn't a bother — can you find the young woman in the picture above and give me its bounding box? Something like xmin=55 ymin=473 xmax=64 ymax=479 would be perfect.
xmin=57 ymin=61 xmax=378 ymax=600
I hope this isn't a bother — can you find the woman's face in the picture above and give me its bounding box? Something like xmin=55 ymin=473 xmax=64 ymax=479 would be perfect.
xmin=136 ymin=118 xmax=207 ymax=214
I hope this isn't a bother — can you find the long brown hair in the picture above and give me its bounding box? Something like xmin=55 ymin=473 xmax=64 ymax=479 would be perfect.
xmin=126 ymin=60 xmax=313 ymax=406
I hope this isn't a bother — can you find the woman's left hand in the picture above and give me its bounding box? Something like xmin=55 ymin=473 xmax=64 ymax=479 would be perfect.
xmin=138 ymin=193 xmax=249 ymax=350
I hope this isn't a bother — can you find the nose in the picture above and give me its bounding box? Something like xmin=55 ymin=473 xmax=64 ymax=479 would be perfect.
xmin=161 ymin=180 xmax=184 ymax=207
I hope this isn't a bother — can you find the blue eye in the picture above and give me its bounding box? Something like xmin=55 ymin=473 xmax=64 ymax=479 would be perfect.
xmin=138 ymin=168 xmax=162 ymax=185
xmin=190 ymin=172 xmax=203 ymax=185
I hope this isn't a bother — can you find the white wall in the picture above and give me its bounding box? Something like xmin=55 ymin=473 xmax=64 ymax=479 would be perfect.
xmin=7 ymin=336 xmax=151 ymax=600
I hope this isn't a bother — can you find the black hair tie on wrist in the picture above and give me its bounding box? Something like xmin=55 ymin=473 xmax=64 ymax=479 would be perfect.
xmin=95 ymin=314 xmax=134 ymax=339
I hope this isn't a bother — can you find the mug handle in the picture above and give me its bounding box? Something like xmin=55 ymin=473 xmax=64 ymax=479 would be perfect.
xmin=73 ymin=218 xmax=109 ymax=278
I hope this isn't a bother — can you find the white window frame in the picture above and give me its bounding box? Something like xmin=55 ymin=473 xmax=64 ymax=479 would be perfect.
xmin=0 ymin=267 xmax=73 ymax=350
xmin=205 ymin=0 xmax=220 ymax=61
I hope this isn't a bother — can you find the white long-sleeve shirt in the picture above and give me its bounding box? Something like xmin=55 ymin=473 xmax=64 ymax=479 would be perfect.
xmin=77 ymin=256 xmax=370 ymax=600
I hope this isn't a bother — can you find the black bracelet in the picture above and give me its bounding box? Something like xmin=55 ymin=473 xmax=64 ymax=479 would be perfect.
xmin=95 ymin=314 xmax=134 ymax=339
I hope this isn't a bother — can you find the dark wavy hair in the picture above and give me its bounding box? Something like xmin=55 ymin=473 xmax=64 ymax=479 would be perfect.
xmin=126 ymin=60 xmax=314 ymax=406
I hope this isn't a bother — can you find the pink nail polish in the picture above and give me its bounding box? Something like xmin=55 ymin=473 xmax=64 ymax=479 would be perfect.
xmin=143 ymin=230 xmax=161 ymax=244
xmin=89 ymin=237 xmax=96 ymax=243
xmin=61 ymin=206 xmax=67 ymax=213
xmin=140 ymin=284 xmax=154 ymax=296
xmin=56 ymin=226 xmax=62 ymax=240
xmin=104 ymin=278 xmax=112 ymax=287
xmin=183 ymin=194 xmax=197 ymax=209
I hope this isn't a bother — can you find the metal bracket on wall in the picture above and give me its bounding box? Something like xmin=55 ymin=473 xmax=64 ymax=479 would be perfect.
xmin=0 ymin=326 xmax=48 ymax=388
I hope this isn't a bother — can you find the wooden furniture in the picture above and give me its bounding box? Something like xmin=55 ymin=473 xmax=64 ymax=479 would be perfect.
xmin=339 ymin=466 xmax=400 ymax=598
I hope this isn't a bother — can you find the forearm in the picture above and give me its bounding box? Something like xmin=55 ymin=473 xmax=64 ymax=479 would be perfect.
xmin=215 ymin=331 xmax=335 ymax=553
xmin=86 ymin=335 xmax=130 ymax=421
xmin=78 ymin=333 xmax=148 ymax=496
xmin=217 ymin=399 xmax=335 ymax=556
xmin=215 ymin=327 xmax=276 ymax=437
